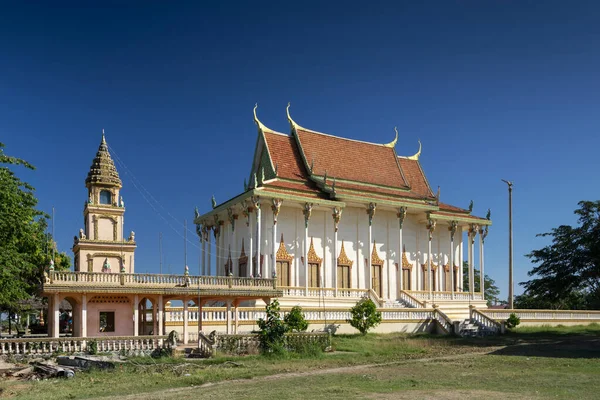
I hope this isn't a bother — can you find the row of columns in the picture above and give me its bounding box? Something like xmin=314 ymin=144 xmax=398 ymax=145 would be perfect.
xmin=198 ymin=198 xmax=488 ymax=301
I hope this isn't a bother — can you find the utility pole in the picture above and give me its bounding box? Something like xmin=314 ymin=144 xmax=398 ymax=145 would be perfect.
xmin=502 ymin=179 xmax=514 ymax=309
xmin=52 ymin=207 xmax=55 ymax=262
xmin=184 ymin=220 xmax=188 ymax=269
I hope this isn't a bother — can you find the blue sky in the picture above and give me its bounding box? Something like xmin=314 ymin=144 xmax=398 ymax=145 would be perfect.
xmin=1 ymin=1 xmax=599 ymax=300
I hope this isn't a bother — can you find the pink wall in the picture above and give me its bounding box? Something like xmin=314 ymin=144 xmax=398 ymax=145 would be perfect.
xmin=86 ymin=302 xmax=134 ymax=336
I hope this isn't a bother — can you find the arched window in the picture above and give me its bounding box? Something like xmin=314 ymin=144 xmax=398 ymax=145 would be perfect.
xmin=99 ymin=190 xmax=112 ymax=205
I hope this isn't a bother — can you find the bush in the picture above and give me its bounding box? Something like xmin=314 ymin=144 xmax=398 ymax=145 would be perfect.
xmin=347 ymin=298 xmax=382 ymax=335
xmin=87 ymin=339 xmax=98 ymax=355
xmin=506 ymin=313 xmax=521 ymax=329
xmin=284 ymin=306 xmax=308 ymax=332
xmin=257 ymin=299 xmax=288 ymax=354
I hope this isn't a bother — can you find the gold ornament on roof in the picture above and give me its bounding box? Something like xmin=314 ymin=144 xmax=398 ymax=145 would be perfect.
xmin=407 ymin=140 xmax=422 ymax=160
xmin=371 ymin=241 xmax=384 ymax=265
xmin=337 ymin=241 xmax=353 ymax=267
xmin=276 ymin=233 xmax=294 ymax=262
xmin=384 ymin=126 xmax=399 ymax=148
xmin=307 ymin=237 xmax=322 ymax=265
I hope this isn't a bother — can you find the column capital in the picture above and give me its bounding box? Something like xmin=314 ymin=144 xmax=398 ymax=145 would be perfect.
xmin=448 ymin=220 xmax=458 ymax=240
xmin=469 ymin=223 xmax=479 ymax=244
xmin=271 ymin=198 xmax=283 ymax=224
xmin=332 ymin=206 xmax=343 ymax=232
xmin=250 ymin=195 xmax=261 ymax=210
xmin=366 ymin=202 xmax=377 ymax=226
xmin=479 ymin=225 xmax=489 ymax=244
xmin=303 ymin=202 xmax=313 ymax=228
xmin=426 ymin=218 xmax=437 ymax=241
xmin=397 ymin=206 xmax=407 ymax=228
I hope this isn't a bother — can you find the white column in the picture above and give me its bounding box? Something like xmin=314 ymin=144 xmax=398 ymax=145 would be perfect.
xmin=81 ymin=294 xmax=88 ymax=338
xmin=303 ymin=203 xmax=312 ymax=292
xmin=152 ymin=300 xmax=157 ymax=336
xmin=427 ymin=231 xmax=432 ymax=300
xmin=158 ymin=295 xmax=164 ymax=336
xmin=183 ymin=298 xmax=189 ymax=344
xmin=256 ymin=200 xmax=262 ymax=277
xmin=468 ymin=225 xmax=476 ymax=299
xmin=366 ymin=203 xmax=376 ymax=293
xmin=449 ymin=221 xmax=457 ymax=300
xmin=271 ymin=199 xmax=281 ymax=280
xmin=249 ymin=209 xmax=254 ymax=277
xmin=52 ymin=293 xmax=60 ymax=338
xmin=480 ymin=226 xmax=487 ymax=300
xmin=201 ymin=228 xmax=206 ymax=275
xmin=207 ymin=227 xmax=212 ymax=275
xmin=459 ymin=229 xmax=464 ymax=291
xmin=397 ymin=207 xmax=406 ymax=294
xmin=332 ymin=207 xmax=341 ymax=296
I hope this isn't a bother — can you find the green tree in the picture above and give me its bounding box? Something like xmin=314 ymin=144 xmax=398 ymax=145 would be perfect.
xmin=0 ymin=143 xmax=69 ymax=324
xmin=347 ymin=298 xmax=381 ymax=335
xmin=462 ymin=262 xmax=501 ymax=306
xmin=284 ymin=305 xmax=308 ymax=332
xmin=521 ymin=201 xmax=600 ymax=310
xmin=256 ymin=299 xmax=288 ymax=354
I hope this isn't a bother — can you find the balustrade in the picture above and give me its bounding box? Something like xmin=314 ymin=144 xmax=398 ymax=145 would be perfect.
xmin=482 ymin=309 xmax=600 ymax=322
xmin=0 ymin=335 xmax=166 ymax=355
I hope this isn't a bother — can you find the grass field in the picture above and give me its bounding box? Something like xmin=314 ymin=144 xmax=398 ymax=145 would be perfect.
xmin=1 ymin=324 xmax=600 ymax=399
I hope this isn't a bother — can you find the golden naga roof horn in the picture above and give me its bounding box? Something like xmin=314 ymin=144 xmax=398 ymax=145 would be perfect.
xmin=384 ymin=126 xmax=399 ymax=148
xmin=407 ymin=140 xmax=422 ymax=160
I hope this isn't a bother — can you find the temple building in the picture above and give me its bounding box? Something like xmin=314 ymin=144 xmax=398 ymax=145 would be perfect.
xmin=195 ymin=105 xmax=492 ymax=322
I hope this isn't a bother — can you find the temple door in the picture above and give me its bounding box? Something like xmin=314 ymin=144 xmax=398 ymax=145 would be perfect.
xmin=372 ymin=265 xmax=382 ymax=297
xmin=276 ymin=261 xmax=290 ymax=286
xmin=402 ymin=268 xmax=411 ymax=290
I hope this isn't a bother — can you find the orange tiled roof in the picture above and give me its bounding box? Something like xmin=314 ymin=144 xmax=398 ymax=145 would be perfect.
xmin=263 ymin=131 xmax=308 ymax=181
xmin=397 ymin=158 xmax=434 ymax=198
xmin=295 ymin=128 xmax=409 ymax=189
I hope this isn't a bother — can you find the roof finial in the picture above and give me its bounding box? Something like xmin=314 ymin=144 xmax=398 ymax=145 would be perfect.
xmin=101 ymin=129 xmax=106 ymax=144
xmin=286 ymin=102 xmax=297 ymax=130
xmin=253 ymin=103 xmax=270 ymax=133
xmin=384 ymin=126 xmax=399 ymax=148
xmin=407 ymin=139 xmax=422 ymax=160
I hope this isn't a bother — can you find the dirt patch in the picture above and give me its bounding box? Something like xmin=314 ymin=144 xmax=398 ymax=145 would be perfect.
xmin=367 ymin=389 xmax=537 ymax=400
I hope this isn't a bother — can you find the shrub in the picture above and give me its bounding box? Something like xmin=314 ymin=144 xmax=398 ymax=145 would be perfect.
xmin=257 ymin=299 xmax=288 ymax=354
xmin=506 ymin=313 xmax=521 ymax=329
xmin=284 ymin=306 xmax=308 ymax=332
xmin=87 ymin=339 xmax=98 ymax=355
xmin=347 ymin=298 xmax=382 ymax=335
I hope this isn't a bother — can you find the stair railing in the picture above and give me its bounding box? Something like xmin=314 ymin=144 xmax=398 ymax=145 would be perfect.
xmin=470 ymin=307 xmax=503 ymax=334
xmin=398 ymin=290 xmax=425 ymax=308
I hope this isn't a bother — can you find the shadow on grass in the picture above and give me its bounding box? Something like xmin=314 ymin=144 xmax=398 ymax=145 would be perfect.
xmin=445 ymin=323 xmax=600 ymax=359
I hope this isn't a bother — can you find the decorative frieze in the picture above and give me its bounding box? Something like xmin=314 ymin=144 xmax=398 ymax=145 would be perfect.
xmin=337 ymin=242 xmax=353 ymax=267
xmin=307 ymin=237 xmax=322 ymax=265
xmin=371 ymin=242 xmax=384 ymax=266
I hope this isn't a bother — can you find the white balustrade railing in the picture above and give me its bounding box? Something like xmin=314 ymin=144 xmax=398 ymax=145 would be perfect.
xmin=0 ymin=335 xmax=167 ymax=355
xmin=46 ymin=271 xmax=276 ymax=290
xmin=164 ymin=306 xmax=438 ymax=326
xmin=405 ymin=291 xmax=484 ymax=301
xmin=482 ymin=309 xmax=600 ymax=321
xmin=470 ymin=309 xmax=502 ymax=334
xmin=398 ymin=291 xmax=425 ymax=308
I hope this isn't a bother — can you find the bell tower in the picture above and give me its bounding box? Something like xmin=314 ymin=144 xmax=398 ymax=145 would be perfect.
xmin=73 ymin=131 xmax=136 ymax=273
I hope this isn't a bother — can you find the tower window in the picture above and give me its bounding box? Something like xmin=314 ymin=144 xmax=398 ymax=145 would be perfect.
xmin=99 ymin=190 xmax=112 ymax=205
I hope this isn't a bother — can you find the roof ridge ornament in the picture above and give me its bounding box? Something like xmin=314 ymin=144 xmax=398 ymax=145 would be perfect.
xmin=253 ymin=103 xmax=271 ymax=133
xmin=286 ymin=102 xmax=301 ymax=130
xmin=101 ymin=129 xmax=106 ymax=144
xmin=407 ymin=139 xmax=422 ymax=160
xmin=384 ymin=126 xmax=399 ymax=148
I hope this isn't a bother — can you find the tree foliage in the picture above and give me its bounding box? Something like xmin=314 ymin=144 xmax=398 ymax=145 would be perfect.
xmin=256 ymin=299 xmax=288 ymax=353
xmin=462 ymin=262 xmax=501 ymax=306
xmin=284 ymin=305 xmax=308 ymax=332
xmin=347 ymin=298 xmax=381 ymax=335
xmin=521 ymin=201 xmax=600 ymax=310
xmin=0 ymin=142 xmax=70 ymax=314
